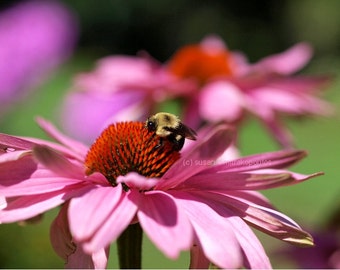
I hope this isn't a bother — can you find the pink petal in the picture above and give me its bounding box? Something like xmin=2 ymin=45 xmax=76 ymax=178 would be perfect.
xmin=217 ymin=193 xmax=314 ymax=246
xmin=226 ymin=190 xmax=274 ymax=209
xmin=0 ymin=133 xmax=36 ymax=150
xmin=82 ymin=190 xmax=138 ymax=253
xmin=0 ymin=150 xmax=31 ymax=162
xmin=189 ymin=243 xmax=210 ymax=269
xmin=199 ymin=81 xmax=244 ymax=122
xmin=137 ymin=191 xmax=193 ymax=259
xmin=60 ymin=91 xmax=146 ymax=144
xmin=32 ymin=145 xmax=84 ymax=178
xmin=0 ymin=196 xmax=6 ymax=210
xmin=0 ymin=155 xmax=37 ymax=189
xmin=200 ymin=35 xmax=227 ymax=52
xmin=181 ymin=171 xmax=293 ymax=191
xmin=260 ymin=116 xmax=295 ymax=148
xmin=156 ymin=124 xmax=234 ymax=190
xmin=180 ymin=170 xmax=321 ymax=191
xmin=249 ymin=77 xmax=333 ymax=116
xmin=36 ymin=117 xmax=88 ymax=158
xmin=50 ymin=203 xmax=74 ymax=260
xmin=51 ymin=204 xmax=110 ymax=269
xmin=66 ymin=246 xmax=109 ymax=269
xmin=245 ymin=206 xmax=313 ymax=246
xmin=204 ymin=149 xmax=307 ymax=173
xmin=1 ymin=176 xmax=83 ymax=197
xmin=170 ymin=191 xmax=243 ymax=268
xmin=69 ymin=185 xmax=123 ymax=242
xmin=117 ymin=172 xmax=159 ymax=190
xmin=252 ymin=42 xmax=313 ymax=75
xmin=227 ymin=216 xmax=272 ymax=268
xmin=0 ymin=185 xmax=87 ymax=223
xmin=182 ymin=97 xmax=201 ymax=129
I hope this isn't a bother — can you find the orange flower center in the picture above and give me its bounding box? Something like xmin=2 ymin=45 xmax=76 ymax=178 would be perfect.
xmin=85 ymin=122 xmax=180 ymax=185
xmin=167 ymin=44 xmax=234 ymax=84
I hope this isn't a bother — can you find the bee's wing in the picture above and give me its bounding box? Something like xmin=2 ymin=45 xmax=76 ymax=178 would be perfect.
xmin=182 ymin=124 xmax=197 ymax=140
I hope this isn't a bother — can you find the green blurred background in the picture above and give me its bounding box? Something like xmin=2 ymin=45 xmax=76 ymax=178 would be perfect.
xmin=0 ymin=0 xmax=339 ymax=268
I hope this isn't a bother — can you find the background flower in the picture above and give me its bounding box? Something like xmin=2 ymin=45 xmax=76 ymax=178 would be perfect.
xmin=60 ymin=55 xmax=193 ymax=144
xmin=165 ymin=35 xmax=333 ymax=147
xmin=0 ymin=0 xmax=78 ymax=118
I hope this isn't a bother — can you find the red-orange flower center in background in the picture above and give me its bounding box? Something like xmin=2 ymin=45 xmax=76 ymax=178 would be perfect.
xmin=85 ymin=122 xmax=180 ymax=185
xmin=167 ymin=44 xmax=234 ymax=84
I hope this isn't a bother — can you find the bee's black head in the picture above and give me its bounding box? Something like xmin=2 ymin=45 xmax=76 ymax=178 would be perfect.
xmin=146 ymin=118 xmax=157 ymax=132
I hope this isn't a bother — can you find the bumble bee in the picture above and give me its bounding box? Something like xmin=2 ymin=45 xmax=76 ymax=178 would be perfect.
xmin=145 ymin=112 xmax=197 ymax=151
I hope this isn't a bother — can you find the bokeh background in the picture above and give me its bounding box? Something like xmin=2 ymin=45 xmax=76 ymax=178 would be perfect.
xmin=0 ymin=0 xmax=339 ymax=268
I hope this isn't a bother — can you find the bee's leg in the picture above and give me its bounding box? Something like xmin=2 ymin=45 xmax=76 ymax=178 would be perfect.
xmin=153 ymin=137 xmax=164 ymax=150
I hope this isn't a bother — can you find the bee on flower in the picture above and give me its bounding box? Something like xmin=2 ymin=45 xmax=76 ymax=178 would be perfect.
xmin=0 ymin=115 xmax=322 ymax=268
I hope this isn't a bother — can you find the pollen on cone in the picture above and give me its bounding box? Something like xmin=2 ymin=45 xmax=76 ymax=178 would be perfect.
xmin=85 ymin=122 xmax=181 ymax=185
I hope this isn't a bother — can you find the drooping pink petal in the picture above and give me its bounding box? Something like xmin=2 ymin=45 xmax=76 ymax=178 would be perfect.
xmin=136 ymin=190 xmax=193 ymax=259
xmin=215 ymin=193 xmax=314 ymax=247
xmin=204 ymin=149 xmax=307 ymax=173
xmin=252 ymin=42 xmax=313 ymax=75
xmin=260 ymin=116 xmax=295 ymax=149
xmin=82 ymin=189 xmax=138 ymax=253
xmin=66 ymin=246 xmax=109 ymax=269
xmin=50 ymin=202 xmax=75 ymax=261
xmin=244 ymin=206 xmax=314 ymax=246
xmin=189 ymin=242 xmax=210 ymax=269
xmin=226 ymin=215 xmax=272 ymax=269
xmin=156 ymin=124 xmax=234 ymax=190
xmin=170 ymin=190 xmax=243 ymax=269
xmin=51 ymin=203 xmax=109 ymax=269
xmin=69 ymin=185 xmax=123 ymax=242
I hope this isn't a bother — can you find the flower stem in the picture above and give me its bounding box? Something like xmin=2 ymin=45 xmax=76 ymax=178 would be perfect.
xmin=117 ymin=223 xmax=143 ymax=269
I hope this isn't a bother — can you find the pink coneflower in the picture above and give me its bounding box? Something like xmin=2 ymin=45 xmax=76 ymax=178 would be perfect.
xmin=0 ymin=118 xmax=320 ymax=268
xmin=166 ymin=35 xmax=332 ymax=147
xmin=0 ymin=0 xmax=78 ymax=116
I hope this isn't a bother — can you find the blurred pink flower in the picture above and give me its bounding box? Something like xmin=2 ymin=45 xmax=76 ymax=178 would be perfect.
xmin=279 ymin=204 xmax=340 ymax=269
xmin=279 ymin=230 xmax=340 ymax=268
xmin=60 ymin=55 xmax=190 ymax=144
xmin=166 ymin=35 xmax=333 ymax=147
xmin=0 ymin=0 xmax=77 ymax=116
xmin=0 ymin=119 xmax=321 ymax=268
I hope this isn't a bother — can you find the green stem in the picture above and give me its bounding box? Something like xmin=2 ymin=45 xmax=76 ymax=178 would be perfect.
xmin=117 ymin=223 xmax=143 ymax=269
